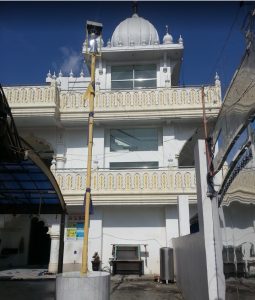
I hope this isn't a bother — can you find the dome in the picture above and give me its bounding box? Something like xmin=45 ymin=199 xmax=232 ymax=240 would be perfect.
xmin=163 ymin=33 xmax=173 ymax=44
xmin=111 ymin=13 xmax=159 ymax=47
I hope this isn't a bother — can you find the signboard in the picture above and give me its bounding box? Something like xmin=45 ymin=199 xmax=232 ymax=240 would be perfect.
xmin=66 ymin=215 xmax=84 ymax=240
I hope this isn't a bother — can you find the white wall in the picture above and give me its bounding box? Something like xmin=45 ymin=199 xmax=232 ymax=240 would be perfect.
xmin=165 ymin=206 xmax=179 ymax=247
xmin=62 ymin=205 xmax=179 ymax=274
xmin=172 ymin=140 xmax=225 ymax=300
xmin=102 ymin=206 xmax=168 ymax=274
xmin=173 ymin=232 xmax=209 ymax=300
xmin=20 ymin=121 xmax=197 ymax=171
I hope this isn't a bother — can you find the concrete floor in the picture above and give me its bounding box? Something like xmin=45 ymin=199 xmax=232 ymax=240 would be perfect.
xmin=226 ymin=278 xmax=255 ymax=300
xmin=0 ymin=276 xmax=254 ymax=300
xmin=0 ymin=278 xmax=183 ymax=300
xmin=111 ymin=279 xmax=183 ymax=300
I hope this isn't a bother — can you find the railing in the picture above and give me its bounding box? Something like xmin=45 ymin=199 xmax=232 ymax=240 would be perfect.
xmin=3 ymin=85 xmax=221 ymax=120
xmin=3 ymin=85 xmax=59 ymax=107
xmin=60 ymin=85 xmax=221 ymax=112
xmin=53 ymin=168 xmax=196 ymax=194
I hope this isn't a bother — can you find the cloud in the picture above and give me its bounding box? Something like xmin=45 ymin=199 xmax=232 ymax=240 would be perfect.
xmin=58 ymin=46 xmax=83 ymax=76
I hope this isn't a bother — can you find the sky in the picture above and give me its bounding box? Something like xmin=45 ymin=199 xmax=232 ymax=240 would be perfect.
xmin=0 ymin=1 xmax=253 ymax=97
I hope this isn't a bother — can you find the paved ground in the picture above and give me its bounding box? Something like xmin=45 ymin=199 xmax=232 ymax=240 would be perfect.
xmin=226 ymin=278 xmax=255 ymax=300
xmin=111 ymin=278 xmax=183 ymax=300
xmin=0 ymin=270 xmax=183 ymax=300
xmin=0 ymin=280 xmax=183 ymax=300
xmin=0 ymin=269 xmax=254 ymax=299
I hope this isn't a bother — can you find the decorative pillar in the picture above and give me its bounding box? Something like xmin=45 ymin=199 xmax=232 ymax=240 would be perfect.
xmin=55 ymin=131 xmax=66 ymax=169
xmin=177 ymin=195 xmax=190 ymax=236
xmin=48 ymin=224 xmax=60 ymax=274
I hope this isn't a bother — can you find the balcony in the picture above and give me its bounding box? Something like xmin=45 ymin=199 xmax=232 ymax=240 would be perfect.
xmin=52 ymin=168 xmax=197 ymax=205
xmin=3 ymin=84 xmax=60 ymax=126
xmin=4 ymin=84 xmax=221 ymax=126
xmin=60 ymin=85 xmax=221 ymax=124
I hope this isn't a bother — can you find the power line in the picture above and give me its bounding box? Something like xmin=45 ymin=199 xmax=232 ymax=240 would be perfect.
xmin=207 ymin=5 xmax=241 ymax=83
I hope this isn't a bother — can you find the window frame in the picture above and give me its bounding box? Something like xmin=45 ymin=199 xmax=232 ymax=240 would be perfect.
xmin=111 ymin=64 xmax=157 ymax=90
xmin=110 ymin=127 xmax=159 ymax=152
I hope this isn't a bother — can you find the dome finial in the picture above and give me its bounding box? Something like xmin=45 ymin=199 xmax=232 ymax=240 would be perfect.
xmin=132 ymin=1 xmax=138 ymax=16
xmin=163 ymin=26 xmax=173 ymax=44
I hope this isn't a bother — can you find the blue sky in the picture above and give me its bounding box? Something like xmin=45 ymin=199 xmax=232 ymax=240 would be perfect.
xmin=0 ymin=1 xmax=252 ymax=96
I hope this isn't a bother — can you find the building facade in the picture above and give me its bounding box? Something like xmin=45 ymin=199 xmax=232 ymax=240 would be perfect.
xmin=1 ymin=12 xmax=221 ymax=274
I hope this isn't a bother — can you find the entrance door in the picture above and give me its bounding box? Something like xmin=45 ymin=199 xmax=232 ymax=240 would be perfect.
xmin=28 ymin=217 xmax=51 ymax=266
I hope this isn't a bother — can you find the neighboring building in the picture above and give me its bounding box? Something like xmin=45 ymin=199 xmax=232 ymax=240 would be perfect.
xmin=1 ymin=11 xmax=221 ymax=274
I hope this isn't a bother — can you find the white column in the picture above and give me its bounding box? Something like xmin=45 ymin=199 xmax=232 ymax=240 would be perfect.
xmin=48 ymin=224 xmax=60 ymax=274
xmin=178 ymin=195 xmax=190 ymax=236
xmin=195 ymin=140 xmax=225 ymax=300
xmin=165 ymin=206 xmax=179 ymax=247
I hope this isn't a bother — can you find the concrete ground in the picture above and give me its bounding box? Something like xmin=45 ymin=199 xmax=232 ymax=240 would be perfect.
xmin=226 ymin=278 xmax=255 ymax=300
xmin=111 ymin=276 xmax=183 ymax=300
xmin=0 ymin=270 xmax=183 ymax=300
xmin=0 ymin=269 xmax=254 ymax=299
xmin=0 ymin=280 xmax=183 ymax=300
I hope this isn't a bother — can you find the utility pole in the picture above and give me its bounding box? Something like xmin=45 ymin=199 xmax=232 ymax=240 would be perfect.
xmin=81 ymin=21 xmax=103 ymax=274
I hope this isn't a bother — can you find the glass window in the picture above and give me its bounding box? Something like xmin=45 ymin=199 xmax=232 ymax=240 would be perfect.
xmin=134 ymin=79 xmax=156 ymax=89
xmin=111 ymin=66 xmax=133 ymax=81
xmin=134 ymin=65 xmax=156 ymax=80
xmin=111 ymin=80 xmax=133 ymax=90
xmin=110 ymin=128 xmax=158 ymax=152
xmin=111 ymin=64 xmax=156 ymax=90
xmin=110 ymin=162 xmax=158 ymax=170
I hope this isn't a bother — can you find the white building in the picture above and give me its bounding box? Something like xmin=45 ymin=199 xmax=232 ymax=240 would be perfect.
xmin=1 ymin=11 xmax=221 ymax=274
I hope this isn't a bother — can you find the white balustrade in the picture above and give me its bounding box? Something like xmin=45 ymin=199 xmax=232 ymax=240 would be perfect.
xmin=59 ymin=86 xmax=221 ymax=112
xmin=4 ymin=85 xmax=220 ymax=120
xmin=3 ymin=85 xmax=59 ymax=107
xmin=53 ymin=168 xmax=196 ymax=195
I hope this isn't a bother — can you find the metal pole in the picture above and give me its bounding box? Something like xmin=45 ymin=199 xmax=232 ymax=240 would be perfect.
xmin=58 ymin=212 xmax=66 ymax=274
xmin=81 ymin=53 xmax=96 ymax=274
xmin=201 ymin=86 xmax=213 ymax=172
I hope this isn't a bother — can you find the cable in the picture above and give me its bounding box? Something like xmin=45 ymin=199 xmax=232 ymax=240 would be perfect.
xmin=207 ymin=5 xmax=241 ymax=83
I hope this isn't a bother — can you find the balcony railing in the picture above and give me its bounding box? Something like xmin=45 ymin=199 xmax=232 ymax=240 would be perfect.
xmin=60 ymin=85 xmax=221 ymax=113
xmin=4 ymin=84 xmax=221 ymax=123
xmin=4 ymin=85 xmax=59 ymax=107
xmin=53 ymin=168 xmax=196 ymax=195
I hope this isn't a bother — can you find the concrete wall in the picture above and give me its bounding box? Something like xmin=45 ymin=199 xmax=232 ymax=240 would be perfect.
xmin=20 ymin=122 xmax=197 ymax=171
xmin=172 ymin=141 xmax=225 ymax=300
xmin=173 ymin=232 xmax=209 ymax=299
xmin=102 ymin=206 xmax=167 ymax=274
xmin=63 ymin=205 xmax=178 ymax=274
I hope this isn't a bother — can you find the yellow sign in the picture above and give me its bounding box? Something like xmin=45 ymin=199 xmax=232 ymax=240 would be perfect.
xmin=66 ymin=228 xmax=76 ymax=239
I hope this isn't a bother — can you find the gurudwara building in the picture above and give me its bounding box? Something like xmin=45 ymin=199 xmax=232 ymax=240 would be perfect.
xmin=0 ymin=11 xmax=222 ymax=274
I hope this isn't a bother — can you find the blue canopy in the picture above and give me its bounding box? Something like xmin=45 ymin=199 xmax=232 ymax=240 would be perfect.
xmin=0 ymin=151 xmax=66 ymax=214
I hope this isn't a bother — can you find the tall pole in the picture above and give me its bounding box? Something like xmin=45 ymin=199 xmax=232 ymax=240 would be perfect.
xmin=81 ymin=53 xmax=96 ymax=274
xmin=201 ymin=86 xmax=211 ymax=168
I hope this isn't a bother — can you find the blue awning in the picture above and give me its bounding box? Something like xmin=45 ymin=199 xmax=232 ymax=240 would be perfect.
xmin=0 ymin=151 xmax=66 ymax=214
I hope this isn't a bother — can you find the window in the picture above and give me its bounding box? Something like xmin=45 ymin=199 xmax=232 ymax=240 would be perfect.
xmin=110 ymin=128 xmax=158 ymax=152
xmin=111 ymin=64 xmax=157 ymax=90
xmin=110 ymin=162 xmax=158 ymax=170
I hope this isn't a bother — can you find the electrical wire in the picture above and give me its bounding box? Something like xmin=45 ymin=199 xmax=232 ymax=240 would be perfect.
xmin=207 ymin=5 xmax=242 ymax=83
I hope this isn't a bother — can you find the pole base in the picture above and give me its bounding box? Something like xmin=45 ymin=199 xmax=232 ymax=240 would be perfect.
xmin=56 ymin=271 xmax=110 ymax=300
